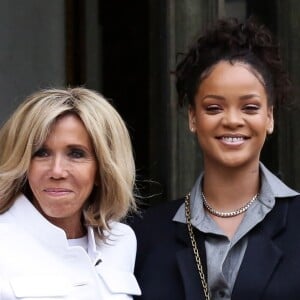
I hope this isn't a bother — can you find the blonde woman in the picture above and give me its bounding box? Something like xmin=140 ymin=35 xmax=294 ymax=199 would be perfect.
xmin=0 ymin=87 xmax=141 ymax=299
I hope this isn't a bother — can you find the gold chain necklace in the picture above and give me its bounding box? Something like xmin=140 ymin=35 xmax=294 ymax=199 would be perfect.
xmin=184 ymin=193 xmax=211 ymax=300
xmin=202 ymin=192 xmax=258 ymax=218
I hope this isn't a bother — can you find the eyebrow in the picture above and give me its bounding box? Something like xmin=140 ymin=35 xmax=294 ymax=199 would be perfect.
xmin=201 ymin=94 xmax=224 ymax=101
xmin=239 ymin=94 xmax=261 ymax=100
xmin=201 ymin=94 xmax=261 ymax=101
xmin=42 ymin=143 xmax=92 ymax=151
xmin=66 ymin=144 xmax=93 ymax=151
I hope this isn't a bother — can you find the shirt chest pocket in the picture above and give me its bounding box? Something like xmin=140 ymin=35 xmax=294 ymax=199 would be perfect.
xmin=96 ymin=266 xmax=141 ymax=297
xmin=9 ymin=275 xmax=71 ymax=299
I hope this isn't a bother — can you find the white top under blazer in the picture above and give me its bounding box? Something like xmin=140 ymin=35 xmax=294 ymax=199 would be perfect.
xmin=0 ymin=194 xmax=141 ymax=299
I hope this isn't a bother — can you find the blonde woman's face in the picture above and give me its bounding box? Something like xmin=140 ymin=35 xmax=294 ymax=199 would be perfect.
xmin=27 ymin=114 xmax=97 ymax=237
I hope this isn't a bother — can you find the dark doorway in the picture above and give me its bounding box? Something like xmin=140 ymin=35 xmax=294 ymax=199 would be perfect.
xmin=100 ymin=1 xmax=150 ymax=193
xmin=65 ymin=0 xmax=151 ymax=198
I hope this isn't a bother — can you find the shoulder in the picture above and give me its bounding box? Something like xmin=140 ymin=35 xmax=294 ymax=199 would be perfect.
xmin=263 ymin=195 xmax=300 ymax=232
xmin=0 ymin=209 xmax=19 ymax=237
xmin=106 ymin=221 xmax=137 ymax=249
xmin=276 ymin=194 xmax=300 ymax=210
xmin=129 ymin=198 xmax=185 ymax=242
xmin=110 ymin=221 xmax=136 ymax=237
xmin=287 ymin=194 xmax=300 ymax=203
xmin=132 ymin=198 xmax=184 ymax=224
xmin=0 ymin=206 xmax=13 ymax=222
xmin=98 ymin=222 xmax=137 ymax=271
xmin=96 ymin=223 xmax=142 ymax=296
xmin=281 ymin=194 xmax=300 ymax=218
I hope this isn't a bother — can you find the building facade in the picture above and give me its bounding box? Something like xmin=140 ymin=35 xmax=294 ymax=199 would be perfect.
xmin=0 ymin=0 xmax=299 ymax=203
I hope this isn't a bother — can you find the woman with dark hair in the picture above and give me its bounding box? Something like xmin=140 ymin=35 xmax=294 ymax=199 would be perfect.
xmin=132 ymin=18 xmax=300 ymax=300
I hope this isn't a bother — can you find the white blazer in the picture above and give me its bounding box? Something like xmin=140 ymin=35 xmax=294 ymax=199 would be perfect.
xmin=0 ymin=194 xmax=141 ymax=299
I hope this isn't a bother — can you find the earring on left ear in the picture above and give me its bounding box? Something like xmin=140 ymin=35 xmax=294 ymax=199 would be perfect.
xmin=267 ymin=128 xmax=273 ymax=134
xmin=189 ymin=115 xmax=196 ymax=132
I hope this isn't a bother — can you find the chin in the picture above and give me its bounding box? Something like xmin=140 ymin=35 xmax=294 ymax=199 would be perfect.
xmin=221 ymin=158 xmax=259 ymax=169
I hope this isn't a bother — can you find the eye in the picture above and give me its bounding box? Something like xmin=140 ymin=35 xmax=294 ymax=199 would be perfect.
xmin=33 ymin=148 xmax=49 ymax=158
xmin=68 ymin=148 xmax=86 ymax=159
xmin=205 ymin=105 xmax=222 ymax=114
xmin=243 ymin=104 xmax=260 ymax=114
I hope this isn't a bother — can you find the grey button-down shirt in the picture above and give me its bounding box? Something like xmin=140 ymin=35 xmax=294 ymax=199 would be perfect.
xmin=173 ymin=163 xmax=299 ymax=300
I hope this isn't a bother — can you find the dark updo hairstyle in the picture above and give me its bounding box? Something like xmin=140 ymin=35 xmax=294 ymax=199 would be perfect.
xmin=176 ymin=17 xmax=290 ymax=107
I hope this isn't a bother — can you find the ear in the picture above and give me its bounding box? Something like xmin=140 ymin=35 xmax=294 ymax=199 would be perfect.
xmin=188 ymin=105 xmax=196 ymax=133
xmin=267 ymin=106 xmax=274 ymax=134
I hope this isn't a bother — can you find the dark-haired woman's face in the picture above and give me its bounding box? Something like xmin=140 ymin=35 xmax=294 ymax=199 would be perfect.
xmin=189 ymin=60 xmax=273 ymax=170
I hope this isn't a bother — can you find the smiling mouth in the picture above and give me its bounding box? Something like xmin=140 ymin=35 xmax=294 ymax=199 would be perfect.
xmin=43 ymin=188 xmax=73 ymax=197
xmin=44 ymin=188 xmax=72 ymax=192
xmin=222 ymin=136 xmax=245 ymax=142
xmin=217 ymin=136 xmax=249 ymax=144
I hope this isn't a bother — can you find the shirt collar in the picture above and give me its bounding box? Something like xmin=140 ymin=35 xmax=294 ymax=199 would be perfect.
xmin=9 ymin=194 xmax=69 ymax=249
xmin=9 ymin=194 xmax=101 ymax=261
xmin=259 ymin=162 xmax=299 ymax=198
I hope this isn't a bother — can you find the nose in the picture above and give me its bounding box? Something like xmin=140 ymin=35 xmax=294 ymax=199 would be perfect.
xmin=222 ymin=109 xmax=244 ymax=128
xmin=48 ymin=155 xmax=68 ymax=179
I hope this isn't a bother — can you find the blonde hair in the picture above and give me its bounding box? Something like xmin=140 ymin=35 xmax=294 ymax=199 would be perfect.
xmin=0 ymin=87 xmax=136 ymax=238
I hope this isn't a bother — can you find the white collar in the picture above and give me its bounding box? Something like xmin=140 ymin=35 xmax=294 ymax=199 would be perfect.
xmin=9 ymin=194 xmax=102 ymax=263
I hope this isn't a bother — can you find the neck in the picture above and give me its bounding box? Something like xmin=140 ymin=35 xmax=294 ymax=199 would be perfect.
xmin=202 ymin=162 xmax=260 ymax=211
xmin=46 ymin=216 xmax=87 ymax=239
